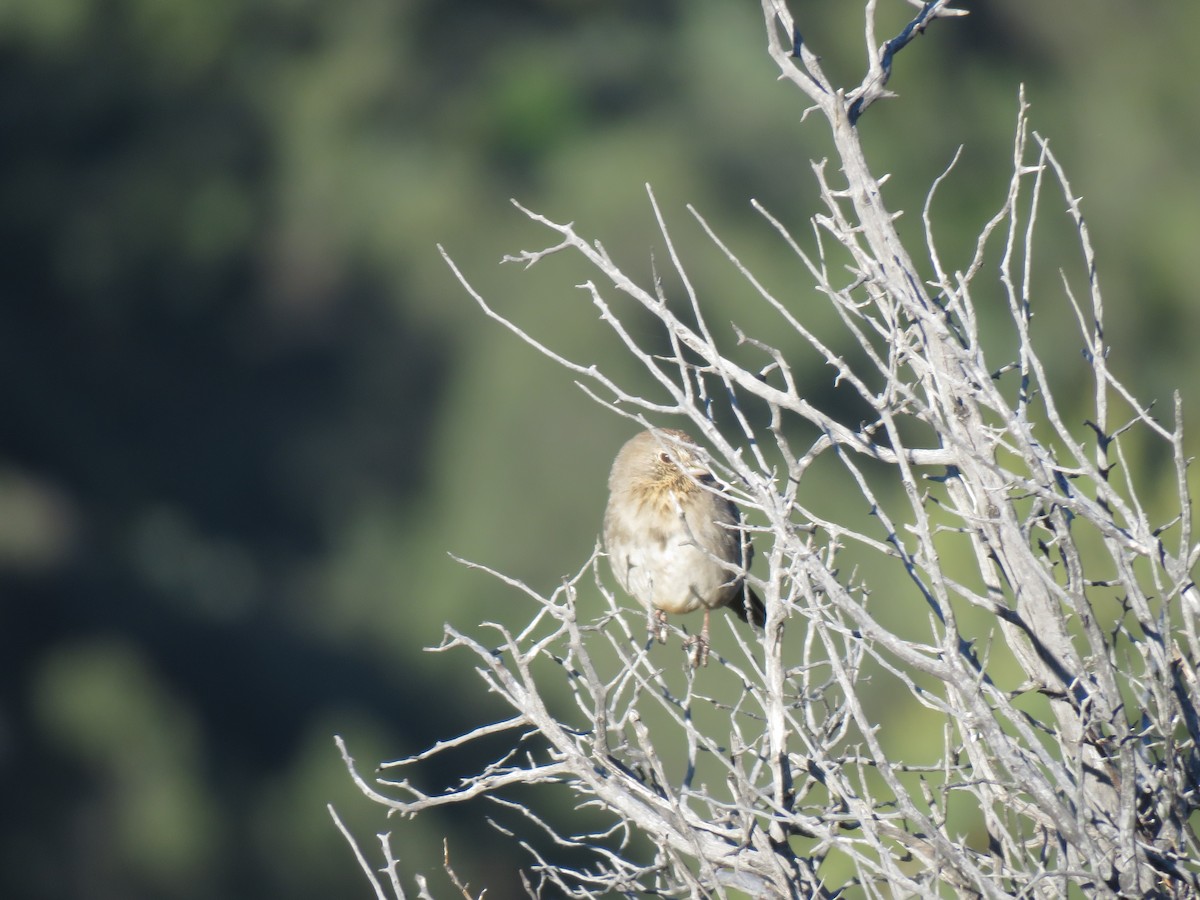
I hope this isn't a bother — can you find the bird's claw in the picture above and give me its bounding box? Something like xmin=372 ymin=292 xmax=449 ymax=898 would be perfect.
xmin=687 ymin=633 xmax=710 ymax=668
xmin=648 ymin=609 xmax=669 ymax=645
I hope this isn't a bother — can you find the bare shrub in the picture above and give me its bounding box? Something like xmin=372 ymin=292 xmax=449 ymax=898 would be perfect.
xmin=335 ymin=2 xmax=1200 ymax=896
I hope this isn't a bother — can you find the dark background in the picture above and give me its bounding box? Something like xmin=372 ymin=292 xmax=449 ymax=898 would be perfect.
xmin=2 ymin=2 xmax=1197 ymax=897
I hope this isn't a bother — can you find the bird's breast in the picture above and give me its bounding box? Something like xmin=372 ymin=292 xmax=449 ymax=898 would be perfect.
xmin=604 ymin=491 xmax=740 ymax=615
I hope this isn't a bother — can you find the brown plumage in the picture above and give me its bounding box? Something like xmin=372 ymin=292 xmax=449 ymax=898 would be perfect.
xmin=602 ymin=428 xmax=765 ymax=666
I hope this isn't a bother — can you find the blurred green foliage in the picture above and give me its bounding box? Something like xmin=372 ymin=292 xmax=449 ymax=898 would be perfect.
xmin=2 ymin=1 xmax=1199 ymax=897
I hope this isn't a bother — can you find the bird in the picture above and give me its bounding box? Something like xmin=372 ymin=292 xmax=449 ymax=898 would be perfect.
xmin=602 ymin=428 xmax=765 ymax=666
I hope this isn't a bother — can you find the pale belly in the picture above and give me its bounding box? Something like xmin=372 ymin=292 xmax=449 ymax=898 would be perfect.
xmin=618 ymin=536 xmax=735 ymax=615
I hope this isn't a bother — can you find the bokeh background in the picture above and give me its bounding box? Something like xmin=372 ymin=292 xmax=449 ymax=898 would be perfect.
xmin=3 ymin=1 xmax=1199 ymax=897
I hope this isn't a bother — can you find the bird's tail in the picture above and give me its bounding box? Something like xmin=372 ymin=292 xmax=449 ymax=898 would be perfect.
xmin=732 ymin=584 xmax=766 ymax=628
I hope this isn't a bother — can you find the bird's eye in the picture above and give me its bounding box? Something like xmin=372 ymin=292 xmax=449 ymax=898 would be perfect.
xmin=659 ymin=452 xmax=672 ymax=464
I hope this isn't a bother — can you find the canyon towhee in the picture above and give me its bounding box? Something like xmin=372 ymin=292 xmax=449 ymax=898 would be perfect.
xmin=603 ymin=428 xmax=765 ymax=666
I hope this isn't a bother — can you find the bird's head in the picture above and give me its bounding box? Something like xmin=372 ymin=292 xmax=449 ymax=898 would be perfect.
xmin=611 ymin=429 xmax=712 ymax=503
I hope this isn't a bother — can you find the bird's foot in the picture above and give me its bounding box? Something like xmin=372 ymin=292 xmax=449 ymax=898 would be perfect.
xmin=686 ymin=633 xmax=710 ymax=668
xmin=649 ymin=609 xmax=669 ymax=644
